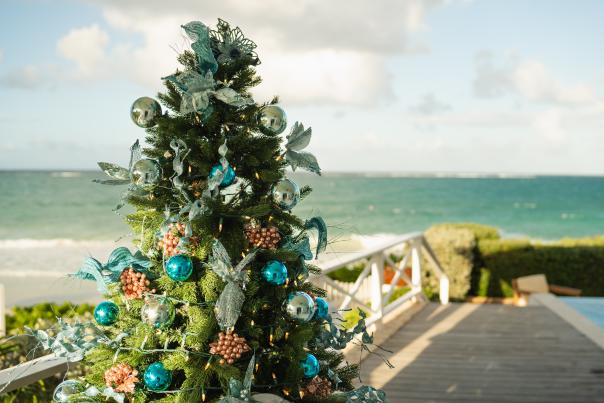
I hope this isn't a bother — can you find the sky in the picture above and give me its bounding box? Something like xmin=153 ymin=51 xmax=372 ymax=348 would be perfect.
xmin=1 ymin=0 xmax=603 ymax=174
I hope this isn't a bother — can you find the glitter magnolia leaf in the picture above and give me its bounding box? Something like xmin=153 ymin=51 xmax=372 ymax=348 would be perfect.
xmin=97 ymin=162 xmax=130 ymax=181
xmin=182 ymin=21 xmax=218 ymax=74
xmin=215 ymin=281 xmax=245 ymax=330
xmin=285 ymin=122 xmax=312 ymax=152
xmin=304 ymin=216 xmax=328 ymax=258
xmin=214 ymin=87 xmax=254 ymax=107
xmin=285 ymin=150 xmax=321 ymax=175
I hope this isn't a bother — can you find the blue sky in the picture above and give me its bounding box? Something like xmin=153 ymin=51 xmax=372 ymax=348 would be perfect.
xmin=1 ymin=0 xmax=603 ymax=174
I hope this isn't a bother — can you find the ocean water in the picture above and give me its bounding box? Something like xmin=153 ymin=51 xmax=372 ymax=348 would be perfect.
xmin=1 ymin=171 xmax=604 ymax=305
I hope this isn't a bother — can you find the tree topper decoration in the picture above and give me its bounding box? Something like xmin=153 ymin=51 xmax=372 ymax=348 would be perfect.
xmin=182 ymin=21 xmax=218 ymax=74
xmin=284 ymin=122 xmax=321 ymax=175
xmin=211 ymin=18 xmax=259 ymax=65
xmin=206 ymin=239 xmax=257 ymax=330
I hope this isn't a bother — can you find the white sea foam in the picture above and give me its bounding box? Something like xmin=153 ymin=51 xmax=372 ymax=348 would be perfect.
xmin=0 ymin=238 xmax=115 ymax=249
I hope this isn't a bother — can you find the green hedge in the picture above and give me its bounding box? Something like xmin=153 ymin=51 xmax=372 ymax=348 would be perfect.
xmin=477 ymin=237 xmax=604 ymax=297
xmin=425 ymin=223 xmax=604 ymax=298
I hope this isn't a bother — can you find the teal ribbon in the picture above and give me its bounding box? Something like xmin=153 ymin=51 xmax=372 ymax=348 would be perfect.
xmin=70 ymin=247 xmax=152 ymax=293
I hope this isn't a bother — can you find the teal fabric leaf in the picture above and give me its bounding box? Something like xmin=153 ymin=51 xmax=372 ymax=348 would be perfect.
xmin=97 ymin=162 xmax=130 ymax=180
xmin=182 ymin=21 xmax=218 ymax=74
xmin=285 ymin=150 xmax=321 ymax=175
xmin=282 ymin=236 xmax=313 ymax=261
xmin=304 ymin=216 xmax=328 ymax=258
xmin=163 ymin=70 xmax=215 ymax=114
xmin=285 ymin=122 xmax=312 ymax=152
xmin=128 ymin=140 xmax=142 ymax=171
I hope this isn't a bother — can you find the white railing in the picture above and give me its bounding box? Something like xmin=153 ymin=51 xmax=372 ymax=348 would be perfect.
xmin=312 ymin=232 xmax=449 ymax=326
xmin=0 ymin=232 xmax=448 ymax=393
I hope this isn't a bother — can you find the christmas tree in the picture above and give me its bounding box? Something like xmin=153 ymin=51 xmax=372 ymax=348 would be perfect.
xmin=47 ymin=19 xmax=387 ymax=403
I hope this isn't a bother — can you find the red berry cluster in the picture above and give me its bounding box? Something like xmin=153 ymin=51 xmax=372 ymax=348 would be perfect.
xmin=244 ymin=223 xmax=281 ymax=250
xmin=158 ymin=223 xmax=185 ymax=257
xmin=209 ymin=330 xmax=251 ymax=365
xmin=120 ymin=267 xmax=155 ymax=299
xmin=104 ymin=363 xmax=139 ymax=393
xmin=302 ymin=376 xmax=332 ymax=399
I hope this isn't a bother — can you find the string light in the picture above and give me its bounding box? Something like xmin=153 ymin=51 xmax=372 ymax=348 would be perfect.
xmin=255 ymin=172 xmax=260 ymax=180
xmin=272 ymin=373 xmax=277 ymax=381
xmin=250 ymin=319 xmax=255 ymax=326
xmin=284 ymin=332 xmax=289 ymax=340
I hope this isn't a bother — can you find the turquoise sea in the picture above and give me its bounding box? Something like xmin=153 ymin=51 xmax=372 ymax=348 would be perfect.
xmin=1 ymin=171 xmax=604 ymax=241
xmin=2 ymin=171 xmax=604 ymax=305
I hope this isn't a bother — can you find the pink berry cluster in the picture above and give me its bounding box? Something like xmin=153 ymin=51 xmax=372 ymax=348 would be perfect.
xmin=120 ymin=267 xmax=155 ymax=299
xmin=209 ymin=330 xmax=251 ymax=365
xmin=104 ymin=363 xmax=139 ymax=393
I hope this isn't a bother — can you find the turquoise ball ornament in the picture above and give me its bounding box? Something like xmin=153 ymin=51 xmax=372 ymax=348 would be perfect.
xmin=257 ymin=105 xmax=287 ymax=135
xmin=165 ymin=254 xmax=193 ymax=281
xmin=130 ymin=96 xmax=162 ymax=128
xmin=209 ymin=163 xmax=236 ymax=187
xmin=261 ymin=260 xmax=288 ymax=285
xmin=144 ymin=362 xmax=172 ymax=392
xmin=314 ymin=297 xmax=329 ymax=320
xmin=53 ymin=379 xmax=85 ymax=402
xmin=272 ymin=179 xmax=300 ymax=210
xmin=94 ymin=301 xmax=119 ymax=326
xmin=284 ymin=291 xmax=315 ymax=322
xmin=300 ymin=353 xmax=320 ymax=378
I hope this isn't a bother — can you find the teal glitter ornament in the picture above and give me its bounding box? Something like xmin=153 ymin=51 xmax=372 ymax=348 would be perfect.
xmin=165 ymin=254 xmax=193 ymax=281
xmin=257 ymin=105 xmax=287 ymax=135
xmin=209 ymin=163 xmax=236 ymax=187
xmin=284 ymin=291 xmax=315 ymax=322
xmin=300 ymin=353 xmax=320 ymax=378
xmin=94 ymin=301 xmax=119 ymax=326
xmin=272 ymin=179 xmax=300 ymax=210
xmin=314 ymin=297 xmax=329 ymax=320
xmin=130 ymin=96 xmax=162 ymax=128
xmin=53 ymin=379 xmax=85 ymax=402
xmin=144 ymin=362 xmax=172 ymax=391
xmin=141 ymin=295 xmax=175 ymax=329
xmin=261 ymin=260 xmax=288 ymax=285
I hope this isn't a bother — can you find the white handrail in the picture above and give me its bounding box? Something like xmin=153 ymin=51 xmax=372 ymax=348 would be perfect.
xmin=313 ymin=232 xmax=449 ymax=326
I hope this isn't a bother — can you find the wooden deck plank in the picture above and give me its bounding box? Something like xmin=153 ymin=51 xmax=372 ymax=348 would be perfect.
xmin=360 ymin=303 xmax=604 ymax=402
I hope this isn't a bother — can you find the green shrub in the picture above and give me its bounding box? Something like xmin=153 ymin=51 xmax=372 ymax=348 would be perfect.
xmin=476 ymin=238 xmax=604 ymax=297
xmin=326 ymin=262 xmax=365 ymax=283
xmin=435 ymin=222 xmax=500 ymax=242
xmin=423 ymin=224 xmax=477 ymax=300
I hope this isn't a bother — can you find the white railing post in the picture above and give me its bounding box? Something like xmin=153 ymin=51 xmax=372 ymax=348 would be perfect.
xmin=439 ymin=276 xmax=450 ymax=305
xmin=411 ymin=240 xmax=422 ymax=291
xmin=369 ymin=254 xmax=384 ymax=322
xmin=0 ymin=283 xmax=5 ymax=337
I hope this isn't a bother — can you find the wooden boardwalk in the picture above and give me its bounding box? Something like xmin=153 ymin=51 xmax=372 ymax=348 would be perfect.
xmin=360 ymin=303 xmax=604 ymax=402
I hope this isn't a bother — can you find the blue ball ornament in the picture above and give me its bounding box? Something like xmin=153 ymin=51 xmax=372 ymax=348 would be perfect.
xmin=209 ymin=163 xmax=236 ymax=187
xmin=261 ymin=260 xmax=288 ymax=285
xmin=300 ymin=353 xmax=320 ymax=378
xmin=94 ymin=301 xmax=119 ymax=326
xmin=165 ymin=254 xmax=193 ymax=281
xmin=314 ymin=297 xmax=329 ymax=320
xmin=144 ymin=362 xmax=172 ymax=391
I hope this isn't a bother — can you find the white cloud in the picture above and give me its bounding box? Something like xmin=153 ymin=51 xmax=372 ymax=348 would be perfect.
xmin=408 ymin=93 xmax=451 ymax=115
xmin=473 ymin=51 xmax=596 ymax=105
xmin=20 ymin=0 xmax=443 ymax=104
xmin=57 ymin=24 xmax=109 ymax=77
xmin=0 ymin=65 xmax=45 ymax=89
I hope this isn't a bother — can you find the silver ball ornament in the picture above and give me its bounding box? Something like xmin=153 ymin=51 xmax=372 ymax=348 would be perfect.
xmin=284 ymin=291 xmax=315 ymax=322
xmin=257 ymin=105 xmax=287 ymax=135
xmin=272 ymin=178 xmax=300 ymax=210
xmin=141 ymin=296 xmax=175 ymax=329
xmin=131 ymin=159 xmax=162 ymax=190
xmin=251 ymin=394 xmax=290 ymax=403
xmin=130 ymin=96 xmax=162 ymax=128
